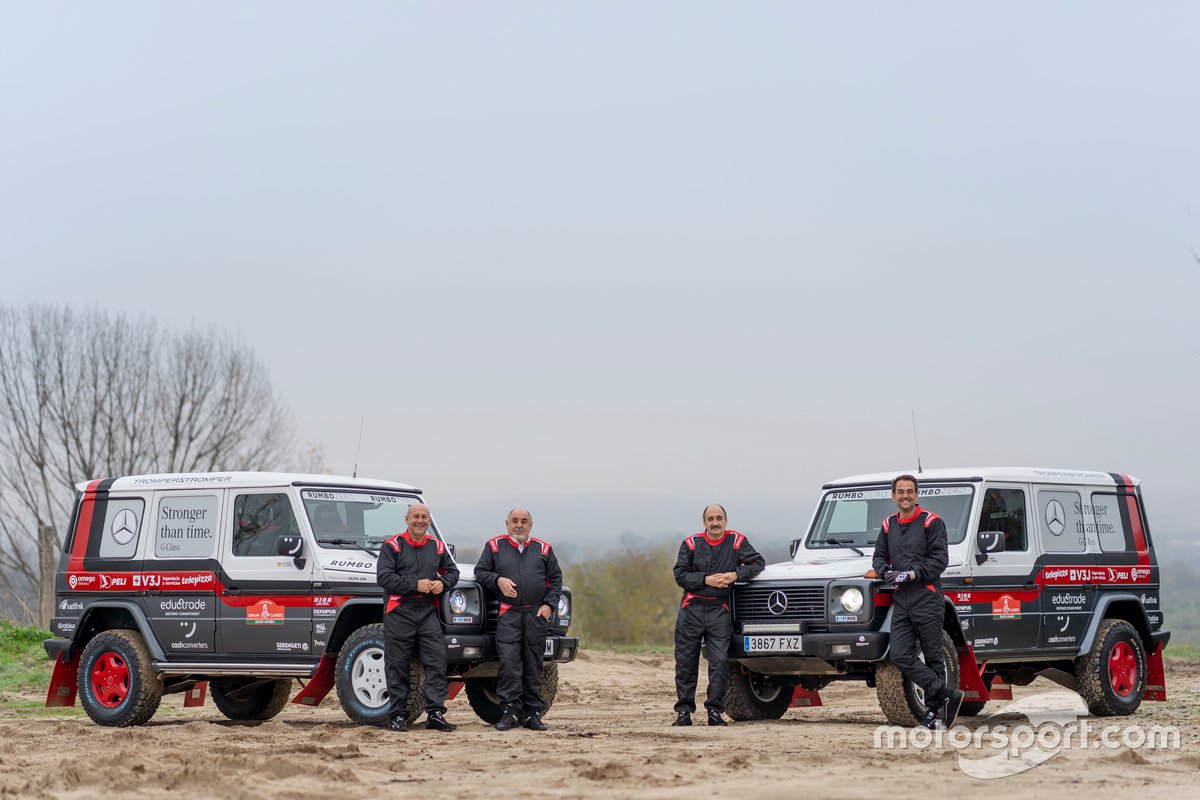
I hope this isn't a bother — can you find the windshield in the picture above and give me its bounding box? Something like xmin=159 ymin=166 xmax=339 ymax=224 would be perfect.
xmin=805 ymin=484 xmax=975 ymax=551
xmin=301 ymin=489 xmax=436 ymax=550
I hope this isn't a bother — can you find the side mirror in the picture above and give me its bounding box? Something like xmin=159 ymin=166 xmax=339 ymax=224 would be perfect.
xmin=789 ymin=538 xmax=803 ymax=559
xmin=277 ymin=535 xmax=306 ymax=567
xmin=974 ymin=530 xmax=1005 ymax=564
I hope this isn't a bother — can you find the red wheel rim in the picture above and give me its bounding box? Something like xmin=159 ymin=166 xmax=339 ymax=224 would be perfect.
xmin=1107 ymin=641 xmax=1138 ymax=698
xmin=90 ymin=652 xmax=131 ymax=708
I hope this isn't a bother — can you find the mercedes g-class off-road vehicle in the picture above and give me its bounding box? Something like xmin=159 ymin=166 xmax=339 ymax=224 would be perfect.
xmin=43 ymin=473 xmax=578 ymax=727
xmin=724 ymin=468 xmax=1168 ymax=724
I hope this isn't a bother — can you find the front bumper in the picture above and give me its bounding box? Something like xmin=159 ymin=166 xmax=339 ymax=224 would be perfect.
xmin=732 ymin=630 xmax=889 ymax=669
xmin=445 ymin=634 xmax=580 ymax=665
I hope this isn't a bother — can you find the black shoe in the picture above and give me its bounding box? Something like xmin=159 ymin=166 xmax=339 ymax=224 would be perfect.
xmin=941 ymin=689 xmax=965 ymax=728
xmin=426 ymin=711 xmax=456 ymax=732
xmin=385 ymin=716 xmax=408 ymax=732
xmin=919 ymin=709 xmax=937 ymax=730
xmin=671 ymin=711 xmax=692 ymax=727
xmin=707 ymin=710 xmax=728 ymax=727
xmin=495 ymin=709 xmax=521 ymax=732
xmin=523 ymin=713 xmax=548 ymax=731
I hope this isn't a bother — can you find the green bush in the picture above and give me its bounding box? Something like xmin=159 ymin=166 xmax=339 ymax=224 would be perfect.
xmin=566 ymin=543 xmax=681 ymax=648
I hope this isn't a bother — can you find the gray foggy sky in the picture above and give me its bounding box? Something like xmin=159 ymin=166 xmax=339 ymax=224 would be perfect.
xmin=3 ymin=3 xmax=1199 ymax=551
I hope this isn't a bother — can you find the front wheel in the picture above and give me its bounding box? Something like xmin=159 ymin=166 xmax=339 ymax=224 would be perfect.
xmin=465 ymin=662 xmax=559 ymax=724
xmin=77 ymin=630 xmax=163 ymax=727
xmin=335 ymin=624 xmax=424 ymax=726
xmin=876 ymin=629 xmax=960 ymax=726
xmin=724 ymin=667 xmax=793 ymax=721
xmin=210 ymin=678 xmax=293 ymax=722
xmin=1076 ymin=619 xmax=1146 ymax=716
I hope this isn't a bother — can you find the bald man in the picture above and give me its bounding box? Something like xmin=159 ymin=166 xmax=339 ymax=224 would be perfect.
xmin=672 ymin=504 xmax=765 ymax=726
xmin=376 ymin=502 xmax=460 ymax=732
xmin=475 ymin=508 xmax=563 ymax=731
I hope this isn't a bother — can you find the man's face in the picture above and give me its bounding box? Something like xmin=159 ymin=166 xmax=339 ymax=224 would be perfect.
xmin=892 ymin=481 xmax=918 ymax=515
xmin=703 ymin=505 xmax=727 ymax=539
xmin=406 ymin=504 xmax=431 ymax=539
xmin=507 ymin=509 xmax=532 ymax=543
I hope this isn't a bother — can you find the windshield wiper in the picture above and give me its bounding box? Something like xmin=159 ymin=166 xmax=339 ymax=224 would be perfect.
xmin=316 ymin=538 xmax=380 ymax=558
xmin=812 ymin=538 xmax=867 ymax=557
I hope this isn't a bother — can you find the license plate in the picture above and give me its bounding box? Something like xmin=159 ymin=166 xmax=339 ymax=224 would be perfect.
xmin=743 ymin=635 xmax=803 ymax=653
xmin=543 ymin=639 xmax=555 ymax=657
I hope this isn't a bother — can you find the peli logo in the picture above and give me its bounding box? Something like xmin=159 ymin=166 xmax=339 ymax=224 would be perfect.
xmin=246 ymin=600 xmax=286 ymax=625
xmin=992 ymin=594 xmax=1022 ymax=620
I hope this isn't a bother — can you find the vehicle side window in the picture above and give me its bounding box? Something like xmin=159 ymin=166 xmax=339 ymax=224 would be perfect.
xmin=1035 ymin=489 xmax=1085 ymax=553
xmin=154 ymin=494 xmax=218 ymax=558
xmin=1086 ymin=493 xmax=1129 ymax=553
xmin=98 ymin=498 xmax=146 ymax=559
xmin=978 ymin=487 xmax=1027 ymax=552
xmin=233 ymin=493 xmax=299 ymax=557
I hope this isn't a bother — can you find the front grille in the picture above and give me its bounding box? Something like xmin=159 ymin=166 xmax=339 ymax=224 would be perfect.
xmin=734 ymin=584 xmax=826 ymax=623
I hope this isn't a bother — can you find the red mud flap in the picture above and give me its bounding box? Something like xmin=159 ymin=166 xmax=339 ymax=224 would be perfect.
xmin=1145 ymin=642 xmax=1167 ymax=702
xmin=956 ymin=644 xmax=990 ymax=704
xmin=447 ymin=681 xmax=464 ymax=701
xmin=183 ymin=681 xmax=208 ymax=708
xmin=790 ymin=687 xmax=822 ymax=707
xmin=988 ymin=676 xmax=1013 ymax=701
xmin=292 ymin=654 xmax=337 ymax=706
xmin=45 ymin=653 xmax=79 ymax=707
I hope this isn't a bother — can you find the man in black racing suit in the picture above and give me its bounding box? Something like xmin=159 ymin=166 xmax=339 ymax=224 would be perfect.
xmin=376 ymin=502 xmax=460 ymax=732
xmin=871 ymin=474 xmax=964 ymax=729
xmin=672 ymin=504 xmax=765 ymax=726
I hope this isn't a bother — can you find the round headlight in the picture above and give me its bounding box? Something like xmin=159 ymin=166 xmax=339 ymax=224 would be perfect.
xmin=449 ymin=590 xmax=467 ymax=614
xmin=557 ymin=595 xmax=570 ymax=617
xmin=840 ymin=586 xmax=864 ymax=614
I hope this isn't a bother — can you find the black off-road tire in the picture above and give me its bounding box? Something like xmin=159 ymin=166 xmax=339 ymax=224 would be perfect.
xmin=465 ymin=662 xmax=560 ymax=724
xmin=335 ymin=624 xmax=424 ymax=725
xmin=77 ymin=630 xmax=163 ymax=727
xmin=724 ymin=667 xmax=793 ymax=721
xmin=1076 ymin=619 xmax=1146 ymax=717
xmin=876 ymin=630 xmax=960 ymax=726
xmin=210 ymin=678 xmax=293 ymax=722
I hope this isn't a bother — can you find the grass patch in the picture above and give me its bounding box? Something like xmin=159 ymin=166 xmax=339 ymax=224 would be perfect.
xmin=1165 ymin=643 xmax=1200 ymax=660
xmin=0 ymin=620 xmax=53 ymax=695
xmin=587 ymin=643 xmax=673 ymax=655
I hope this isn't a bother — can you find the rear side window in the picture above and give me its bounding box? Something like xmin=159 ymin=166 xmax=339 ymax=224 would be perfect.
xmin=978 ymin=487 xmax=1027 ymax=552
xmin=1035 ymin=489 xmax=1085 ymax=553
xmin=98 ymin=498 xmax=146 ymax=559
xmin=233 ymin=493 xmax=300 ymax=557
xmin=154 ymin=494 xmax=218 ymax=558
xmin=1086 ymin=493 xmax=1130 ymax=553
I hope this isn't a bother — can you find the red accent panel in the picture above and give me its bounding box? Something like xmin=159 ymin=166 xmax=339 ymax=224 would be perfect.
xmin=898 ymin=506 xmax=921 ymax=525
xmin=684 ymin=535 xmax=698 ymax=551
xmin=385 ymin=596 xmax=400 ymax=613
xmin=790 ymin=686 xmax=823 ymax=707
xmin=874 ymin=592 xmax=892 ymax=607
xmin=499 ymin=602 xmax=511 ymax=616
xmin=488 ymin=537 xmax=501 ymax=553
xmin=183 ymin=681 xmax=208 ymax=707
xmin=989 ymin=675 xmax=1013 ymax=701
xmin=1144 ymin=642 xmax=1167 ymax=702
xmin=45 ymin=653 xmax=79 ymax=707
xmin=926 ymin=584 xmax=935 ymax=593
xmin=882 ymin=516 xmax=893 ymax=535
xmin=293 ymin=655 xmax=337 ymax=706
xmin=922 ymin=511 xmax=941 ymax=529
xmin=956 ymin=644 xmax=990 ymax=702
xmin=67 ymin=481 xmax=103 ymax=573
xmin=447 ymin=681 xmax=465 ymax=701
xmin=732 ymin=532 xmax=745 ymax=550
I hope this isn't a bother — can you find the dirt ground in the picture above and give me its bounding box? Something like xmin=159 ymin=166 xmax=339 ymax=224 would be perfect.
xmin=0 ymin=652 xmax=1197 ymax=799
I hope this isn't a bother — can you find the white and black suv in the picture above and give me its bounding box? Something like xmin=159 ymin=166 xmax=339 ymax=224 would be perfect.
xmin=42 ymin=472 xmax=578 ymax=727
xmin=724 ymin=468 xmax=1168 ymax=724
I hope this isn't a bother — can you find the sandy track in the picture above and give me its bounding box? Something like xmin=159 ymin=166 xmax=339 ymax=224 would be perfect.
xmin=1 ymin=652 xmax=1197 ymax=799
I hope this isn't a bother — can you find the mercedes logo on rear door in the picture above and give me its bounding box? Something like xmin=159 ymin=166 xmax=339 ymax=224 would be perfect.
xmin=1045 ymin=500 xmax=1066 ymax=536
xmin=767 ymin=590 xmax=788 ymax=615
xmin=111 ymin=508 xmax=139 ymax=545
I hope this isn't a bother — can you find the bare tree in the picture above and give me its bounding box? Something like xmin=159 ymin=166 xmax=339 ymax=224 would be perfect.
xmin=0 ymin=305 xmax=297 ymax=624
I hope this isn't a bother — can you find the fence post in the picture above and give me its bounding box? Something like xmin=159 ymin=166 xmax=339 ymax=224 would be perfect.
xmin=38 ymin=524 xmax=56 ymax=627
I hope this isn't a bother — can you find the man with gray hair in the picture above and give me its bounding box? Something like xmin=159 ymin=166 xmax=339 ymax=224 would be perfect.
xmin=475 ymin=508 xmax=563 ymax=731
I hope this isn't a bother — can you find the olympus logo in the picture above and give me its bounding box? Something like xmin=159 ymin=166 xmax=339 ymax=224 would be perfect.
xmin=767 ymin=591 xmax=788 ymax=615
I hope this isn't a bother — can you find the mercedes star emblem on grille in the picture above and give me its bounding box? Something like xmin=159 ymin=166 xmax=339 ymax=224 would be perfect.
xmin=767 ymin=590 xmax=788 ymax=615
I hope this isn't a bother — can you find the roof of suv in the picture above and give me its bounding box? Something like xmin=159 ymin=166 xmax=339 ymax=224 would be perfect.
xmin=76 ymin=472 xmax=421 ymax=493
xmin=825 ymin=467 xmax=1139 ymax=488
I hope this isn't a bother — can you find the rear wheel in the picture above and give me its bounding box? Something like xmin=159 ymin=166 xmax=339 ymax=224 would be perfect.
xmin=465 ymin=662 xmax=559 ymax=724
xmin=335 ymin=624 xmax=424 ymax=725
xmin=1076 ymin=619 xmax=1146 ymax=716
xmin=210 ymin=677 xmax=293 ymax=721
xmin=77 ymin=630 xmax=163 ymax=727
xmin=876 ymin=630 xmax=959 ymax=726
xmin=724 ymin=668 xmax=793 ymax=721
